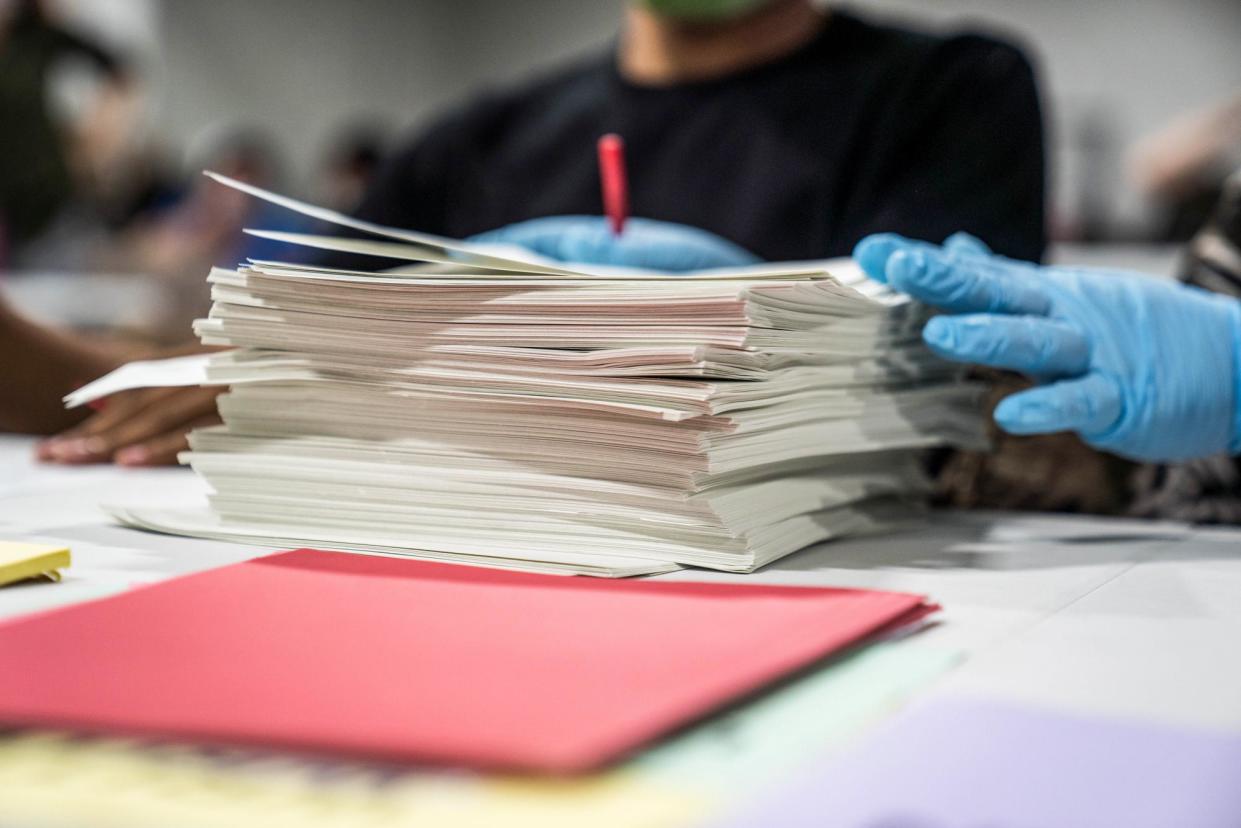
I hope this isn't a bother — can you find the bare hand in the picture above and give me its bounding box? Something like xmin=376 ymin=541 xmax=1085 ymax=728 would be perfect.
xmin=35 ymin=385 xmax=224 ymax=466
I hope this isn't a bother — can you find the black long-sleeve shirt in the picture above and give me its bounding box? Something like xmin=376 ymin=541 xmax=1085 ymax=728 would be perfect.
xmin=351 ymin=8 xmax=1046 ymax=263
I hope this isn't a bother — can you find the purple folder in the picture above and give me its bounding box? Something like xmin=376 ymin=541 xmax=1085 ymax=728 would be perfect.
xmin=714 ymin=696 xmax=1241 ymax=828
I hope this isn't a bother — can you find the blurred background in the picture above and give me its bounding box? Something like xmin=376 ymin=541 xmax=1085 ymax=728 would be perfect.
xmin=3 ymin=0 xmax=1241 ymax=339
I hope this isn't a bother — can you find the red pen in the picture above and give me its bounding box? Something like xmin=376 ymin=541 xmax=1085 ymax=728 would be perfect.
xmin=597 ymin=133 xmax=629 ymax=236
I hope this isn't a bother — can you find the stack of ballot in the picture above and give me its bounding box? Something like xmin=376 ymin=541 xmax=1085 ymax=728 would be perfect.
xmin=77 ymin=173 xmax=985 ymax=577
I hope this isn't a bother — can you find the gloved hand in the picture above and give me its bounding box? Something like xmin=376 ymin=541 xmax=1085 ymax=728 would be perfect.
xmin=470 ymin=216 xmax=761 ymax=272
xmin=854 ymin=232 xmax=1241 ymax=462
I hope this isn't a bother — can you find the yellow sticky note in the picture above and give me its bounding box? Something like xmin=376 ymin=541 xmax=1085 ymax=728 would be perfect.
xmin=0 ymin=542 xmax=71 ymax=587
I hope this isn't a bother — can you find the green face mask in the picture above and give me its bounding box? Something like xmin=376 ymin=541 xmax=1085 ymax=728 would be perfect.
xmin=637 ymin=0 xmax=774 ymax=22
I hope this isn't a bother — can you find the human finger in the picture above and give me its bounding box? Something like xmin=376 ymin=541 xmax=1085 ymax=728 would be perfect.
xmin=887 ymin=248 xmax=1051 ymax=316
xmin=38 ymin=386 xmax=186 ymax=463
xmin=56 ymin=387 xmax=221 ymax=464
xmin=942 ymin=232 xmax=991 ymax=258
xmin=114 ymin=413 xmax=220 ymax=466
xmin=992 ymin=373 xmax=1122 ymax=437
xmin=922 ymin=314 xmax=1091 ymax=377
xmin=852 ymin=233 xmax=943 ymax=282
xmin=96 ymin=387 xmax=223 ymax=457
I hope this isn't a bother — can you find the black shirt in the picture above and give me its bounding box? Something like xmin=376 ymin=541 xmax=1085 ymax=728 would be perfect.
xmin=352 ymin=8 xmax=1046 ymax=263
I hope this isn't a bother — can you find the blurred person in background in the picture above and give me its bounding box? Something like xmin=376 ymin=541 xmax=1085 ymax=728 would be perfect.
xmin=0 ymin=0 xmax=136 ymax=267
xmin=353 ymin=0 xmax=1047 ymax=264
xmin=14 ymin=0 xmax=1051 ymax=468
xmin=5 ymin=121 xmax=391 ymax=466
xmin=454 ymin=1 xmax=1241 ymax=519
xmin=0 ymin=0 xmax=228 ymax=465
xmin=1129 ymin=91 xmax=1241 ymax=242
xmin=26 ymin=127 xmax=315 ymax=465
xmin=316 ymin=122 xmax=389 ymax=215
xmin=426 ymin=0 xmax=1100 ymax=514
xmin=0 ymin=128 xmax=300 ymax=465
xmin=112 ymin=125 xmax=310 ymax=340
xmin=476 ymin=10 xmax=1241 ymax=520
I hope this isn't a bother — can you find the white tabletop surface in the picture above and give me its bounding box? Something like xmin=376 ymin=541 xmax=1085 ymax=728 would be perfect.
xmin=2 ymin=433 xmax=1239 ymax=738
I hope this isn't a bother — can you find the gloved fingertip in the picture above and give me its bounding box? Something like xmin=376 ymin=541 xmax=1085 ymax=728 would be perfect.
xmin=727 ymin=244 xmax=763 ymax=266
xmin=993 ymin=395 xmax=1062 ymax=435
xmin=921 ymin=316 xmax=956 ymax=351
xmin=853 ymin=234 xmax=904 ymax=282
xmin=886 ymin=248 xmax=928 ymax=291
xmin=943 ymin=231 xmax=990 ymax=258
xmin=466 ymin=228 xmax=502 ymax=245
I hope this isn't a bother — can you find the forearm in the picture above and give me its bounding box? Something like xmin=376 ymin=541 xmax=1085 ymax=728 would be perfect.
xmin=0 ymin=300 xmax=125 ymax=434
xmin=1228 ymin=298 xmax=1241 ymax=457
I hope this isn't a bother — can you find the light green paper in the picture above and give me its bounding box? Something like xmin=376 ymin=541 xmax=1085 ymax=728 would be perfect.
xmin=631 ymin=642 xmax=962 ymax=790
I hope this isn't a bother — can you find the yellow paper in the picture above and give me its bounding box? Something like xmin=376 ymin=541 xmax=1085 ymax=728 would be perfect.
xmin=0 ymin=542 xmax=71 ymax=588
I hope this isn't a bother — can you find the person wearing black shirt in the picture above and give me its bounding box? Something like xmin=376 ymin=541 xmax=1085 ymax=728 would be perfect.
xmin=349 ymin=0 xmax=1046 ymax=265
xmin=16 ymin=0 xmax=1052 ymax=473
xmin=0 ymin=0 xmax=131 ymax=258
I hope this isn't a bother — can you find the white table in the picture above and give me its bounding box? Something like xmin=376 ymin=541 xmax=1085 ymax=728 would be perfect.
xmin=2 ymin=433 xmax=1240 ymax=827
xmin=4 ymin=433 xmax=1238 ymax=734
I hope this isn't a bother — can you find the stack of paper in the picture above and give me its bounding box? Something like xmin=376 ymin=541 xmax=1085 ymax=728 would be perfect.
xmin=79 ymin=173 xmax=984 ymax=576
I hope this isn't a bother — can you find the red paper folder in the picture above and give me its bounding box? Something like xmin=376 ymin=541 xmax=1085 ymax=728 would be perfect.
xmin=0 ymin=550 xmax=935 ymax=772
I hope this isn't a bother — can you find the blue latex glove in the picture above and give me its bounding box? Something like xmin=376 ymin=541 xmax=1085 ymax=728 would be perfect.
xmin=470 ymin=216 xmax=761 ymax=272
xmin=854 ymin=232 xmax=1241 ymax=462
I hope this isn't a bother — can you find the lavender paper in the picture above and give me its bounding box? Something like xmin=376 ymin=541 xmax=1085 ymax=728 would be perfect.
xmin=713 ymin=696 xmax=1241 ymax=828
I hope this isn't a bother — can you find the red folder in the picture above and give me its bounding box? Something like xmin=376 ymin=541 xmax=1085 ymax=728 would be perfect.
xmin=0 ymin=549 xmax=935 ymax=772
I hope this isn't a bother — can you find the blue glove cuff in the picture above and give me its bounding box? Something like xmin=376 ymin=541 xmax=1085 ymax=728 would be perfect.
xmin=1229 ymin=300 xmax=1241 ymax=457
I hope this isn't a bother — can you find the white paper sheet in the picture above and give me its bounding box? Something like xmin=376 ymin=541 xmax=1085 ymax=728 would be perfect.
xmin=63 ymin=354 xmax=214 ymax=408
xmin=209 ymin=171 xmax=833 ymax=281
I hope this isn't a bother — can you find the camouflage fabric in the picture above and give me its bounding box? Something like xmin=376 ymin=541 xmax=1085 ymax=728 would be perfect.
xmin=932 ymin=370 xmax=1134 ymax=515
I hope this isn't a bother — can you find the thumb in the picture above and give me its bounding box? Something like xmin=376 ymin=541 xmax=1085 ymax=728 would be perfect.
xmin=993 ymin=373 xmax=1123 ymax=437
xmin=943 ymin=232 xmax=992 ymax=258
